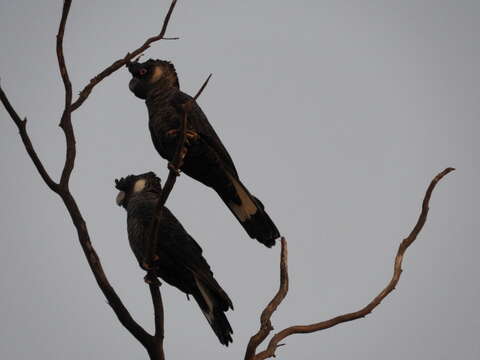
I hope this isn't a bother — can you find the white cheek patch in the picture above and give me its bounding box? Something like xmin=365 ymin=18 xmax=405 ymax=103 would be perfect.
xmin=149 ymin=66 xmax=164 ymax=83
xmin=133 ymin=179 xmax=146 ymax=193
xmin=116 ymin=191 xmax=125 ymax=206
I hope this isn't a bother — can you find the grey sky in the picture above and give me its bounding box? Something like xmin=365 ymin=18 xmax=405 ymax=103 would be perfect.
xmin=1 ymin=1 xmax=478 ymax=359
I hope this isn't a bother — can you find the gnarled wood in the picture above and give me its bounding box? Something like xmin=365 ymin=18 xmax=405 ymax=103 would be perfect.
xmin=247 ymin=168 xmax=454 ymax=360
xmin=1 ymin=1 xmax=179 ymax=359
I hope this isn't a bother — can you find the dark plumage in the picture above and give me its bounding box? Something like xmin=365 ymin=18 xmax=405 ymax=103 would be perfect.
xmin=127 ymin=59 xmax=280 ymax=247
xmin=115 ymin=172 xmax=233 ymax=346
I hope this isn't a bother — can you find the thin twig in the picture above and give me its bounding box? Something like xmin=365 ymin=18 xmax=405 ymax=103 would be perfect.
xmin=0 ymin=85 xmax=59 ymax=192
xmin=250 ymin=168 xmax=454 ymax=360
xmin=56 ymin=0 xmax=75 ymax=188
xmin=56 ymin=0 xmax=73 ymax=119
xmin=193 ymin=73 xmax=212 ymax=100
xmin=70 ymin=0 xmax=178 ymax=112
xmin=245 ymin=237 xmax=288 ymax=360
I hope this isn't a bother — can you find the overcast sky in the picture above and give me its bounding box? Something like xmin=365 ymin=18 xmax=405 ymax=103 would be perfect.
xmin=1 ymin=1 xmax=478 ymax=359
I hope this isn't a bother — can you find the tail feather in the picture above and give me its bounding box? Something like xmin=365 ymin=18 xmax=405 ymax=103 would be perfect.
xmin=194 ymin=277 xmax=233 ymax=346
xmin=222 ymin=175 xmax=280 ymax=247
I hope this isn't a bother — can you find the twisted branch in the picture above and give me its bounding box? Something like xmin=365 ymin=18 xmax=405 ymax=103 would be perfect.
xmin=1 ymin=1 xmax=180 ymax=359
xmin=245 ymin=237 xmax=288 ymax=360
xmin=246 ymin=167 xmax=454 ymax=360
xmin=2 ymin=1 xmax=456 ymax=359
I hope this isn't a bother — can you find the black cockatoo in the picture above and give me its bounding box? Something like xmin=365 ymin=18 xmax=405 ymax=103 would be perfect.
xmin=115 ymin=171 xmax=233 ymax=346
xmin=127 ymin=59 xmax=280 ymax=247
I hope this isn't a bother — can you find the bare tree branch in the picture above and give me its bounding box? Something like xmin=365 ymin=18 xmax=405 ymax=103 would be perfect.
xmin=58 ymin=192 xmax=153 ymax=347
xmin=54 ymin=4 xmax=153 ymax=347
xmin=0 ymin=86 xmax=59 ymax=192
xmin=149 ymin=283 xmax=165 ymax=340
xmin=70 ymin=0 xmax=178 ymax=112
xmin=192 ymin=73 xmax=212 ymax=101
xmin=56 ymin=0 xmax=75 ymax=187
xmin=248 ymin=167 xmax=454 ymax=360
xmin=1 ymin=1 xmax=180 ymax=358
xmin=56 ymin=0 xmax=73 ymax=116
xmin=245 ymin=237 xmax=288 ymax=360
xmin=2 ymin=0 xmax=456 ymax=358
xmin=149 ymin=282 xmax=166 ymax=360
xmin=141 ymin=273 xmax=166 ymax=360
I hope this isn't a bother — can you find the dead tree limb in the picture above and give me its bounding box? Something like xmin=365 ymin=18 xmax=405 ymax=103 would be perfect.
xmin=146 ymin=274 xmax=166 ymax=360
xmin=1 ymin=0 xmax=456 ymax=358
xmin=0 ymin=87 xmax=58 ymax=192
xmin=246 ymin=167 xmax=454 ymax=360
xmin=245 ymin=237 xmax=289 ymax=360
xmin=0 ymin=1 xmax=178 ymax=359
xmin=56 ymin=0 xmax=75 ymax=187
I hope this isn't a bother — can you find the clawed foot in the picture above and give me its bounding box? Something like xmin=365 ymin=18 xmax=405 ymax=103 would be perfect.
xmin=168 ymin=162 xmax=181 ymax=176
xmin=144 ymin=273 xmax=161 ymax=286
xmin=165 ymin=129 xmax=199 ymax=145
xmin=141 ymin=255 xmax=160 ymax=270
xmin=168 ymin=145 xmax=189 ymax=175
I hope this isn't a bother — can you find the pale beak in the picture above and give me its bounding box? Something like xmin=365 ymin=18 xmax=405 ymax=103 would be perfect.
xmin=116 ymin=191 xmax=126 ymax=206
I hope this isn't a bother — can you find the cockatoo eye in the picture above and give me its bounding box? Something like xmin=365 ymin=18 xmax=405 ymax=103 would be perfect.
xmin=138 ymin=68 xmax=148 ymax=76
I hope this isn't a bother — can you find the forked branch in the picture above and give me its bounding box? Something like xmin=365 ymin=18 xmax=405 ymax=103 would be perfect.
xmin=1 ymin=1 xmax=179 ymax=359
xmin=246 ymin=167 xmax=454 ymax=360
xmin=1 ymin=0 xmax=456 ymax=359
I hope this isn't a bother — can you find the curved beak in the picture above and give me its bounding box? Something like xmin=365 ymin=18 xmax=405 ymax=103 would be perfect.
xmin=116 ymin=191 xmax=126 ymax=206
xmin=129 ymin=77 xmax=140 ymax=92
